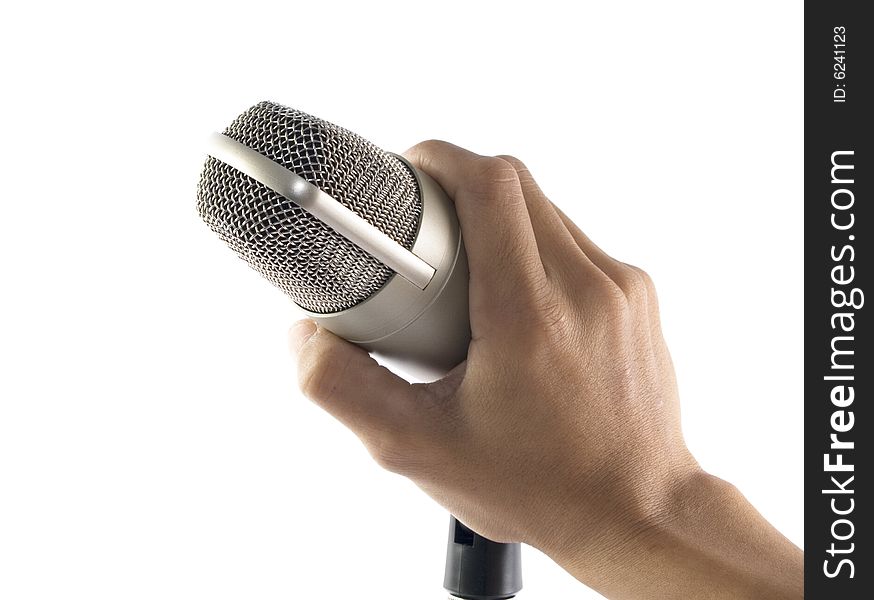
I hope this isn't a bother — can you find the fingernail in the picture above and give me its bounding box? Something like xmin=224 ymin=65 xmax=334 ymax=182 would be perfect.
xmin=289 ymin=320 xmax=317 ymax=355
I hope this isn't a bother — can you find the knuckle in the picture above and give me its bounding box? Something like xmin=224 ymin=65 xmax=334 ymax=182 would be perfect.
xmin=597 ymin=279 xmax=632 ymax=315
xmin=567 ymin=268 xmax=631 ymax=320
xmin=534 ymin=286 xmax=569 ymax=333
xmin=495 ymin=154 xmax=527 ymax=172
xmin=298 ymin=361 xmax=330 ymax=401
xmin=495 ymin=230 xmax=538 ymax=272
xmin=369 ymin=431 xmax=414 ymax=474
xmin=471 ymin=156 xmax=520 ymax=188
xmin=630 ymin=266 xmax=657 ymax=296
xmin=523 ymin=287 xmax=579 ymax=363
xmin=298 ymin=342 xmax=343 ymax=401
xmin=404 ymin=139 xmax=447 ymax=169
xmin=409 ymin=138 xmax=447 ymax=155
xmin=608 ymin=265 xmax=647 ymax=304
xmin=622 ymin=265 xmax=654 ymax=305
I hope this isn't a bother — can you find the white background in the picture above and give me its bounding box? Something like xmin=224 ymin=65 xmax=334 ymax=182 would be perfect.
xmin=0 ymin=1 xmax=802 ymax=598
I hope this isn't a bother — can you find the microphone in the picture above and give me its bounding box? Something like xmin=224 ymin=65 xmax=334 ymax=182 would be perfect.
xmin=197 ymin=101 xmax=522 ymax=600
xmin=197 ymin=100 xmax=469 ymax=382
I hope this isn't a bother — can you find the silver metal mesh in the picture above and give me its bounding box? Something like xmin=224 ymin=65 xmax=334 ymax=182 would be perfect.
xmin=196 ymin=101 xmax=422 ymax=313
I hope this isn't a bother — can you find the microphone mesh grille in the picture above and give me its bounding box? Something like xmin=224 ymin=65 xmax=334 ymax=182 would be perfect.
xmin=197 ymin=101 xmax=422 ymax=313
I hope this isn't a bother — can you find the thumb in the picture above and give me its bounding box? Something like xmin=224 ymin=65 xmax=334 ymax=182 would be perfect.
xmin=289 ymin=320 xmax=420 ymax=445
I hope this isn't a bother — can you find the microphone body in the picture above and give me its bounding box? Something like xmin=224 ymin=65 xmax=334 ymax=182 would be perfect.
xmin=198 ymin=101 xmax=469 ymax=381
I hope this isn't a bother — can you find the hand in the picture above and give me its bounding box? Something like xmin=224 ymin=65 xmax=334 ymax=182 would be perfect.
xmin=289 ymin=141 xmax=802 ymax=599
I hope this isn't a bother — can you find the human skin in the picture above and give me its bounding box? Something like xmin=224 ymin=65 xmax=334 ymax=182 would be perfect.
xmin=289 ymin=141 xmax=803 ymax=599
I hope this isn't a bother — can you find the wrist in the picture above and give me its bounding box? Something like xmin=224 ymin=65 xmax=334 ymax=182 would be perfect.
xmin=542 ymin=466 xmax=802 ymax=600
xmin=531 ymin=451 xmax=703 ymax=581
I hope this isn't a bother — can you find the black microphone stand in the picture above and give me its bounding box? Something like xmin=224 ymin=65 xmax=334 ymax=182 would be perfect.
xmin=443 ymin=515 xmax=522 ymax=599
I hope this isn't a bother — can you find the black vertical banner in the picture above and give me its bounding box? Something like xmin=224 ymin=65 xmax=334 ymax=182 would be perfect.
xmin=805 ymin=2 xmax=871 ymax=598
